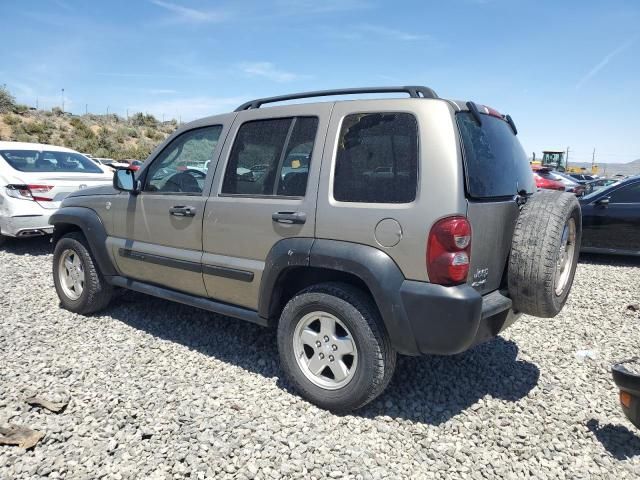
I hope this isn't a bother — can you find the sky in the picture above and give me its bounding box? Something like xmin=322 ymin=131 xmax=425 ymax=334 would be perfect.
xmin=0 ymin=0 xmax=638 ymax=164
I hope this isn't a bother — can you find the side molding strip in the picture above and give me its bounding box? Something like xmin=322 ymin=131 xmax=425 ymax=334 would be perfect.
xmin=118 ymin=248 xmax=254 ymax=282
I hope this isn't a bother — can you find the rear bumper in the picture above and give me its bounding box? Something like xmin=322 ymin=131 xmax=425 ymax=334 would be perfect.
xmin=399 ymin=281 xmax=520 ymax=355
xmin=0 ymin=198 xmax=54 ymax=237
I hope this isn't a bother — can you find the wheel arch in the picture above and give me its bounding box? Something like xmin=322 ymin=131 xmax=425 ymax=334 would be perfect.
xmin=49 ymin=207 xmax=117 ymax=277
xmin=259 ymin=238 xmax=419 ymax=355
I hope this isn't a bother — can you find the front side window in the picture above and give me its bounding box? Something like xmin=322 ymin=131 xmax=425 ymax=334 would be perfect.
xmin=333 ymin=112 xmax=418 ymax=203
xmin=145 ymin=125 xmax=222 ymax=194
xmin=221 ymin=117 xmax=318 ymax=197
xmin=0 ymin=150 xmax=103 ymax=173
xmin=609 ymin=182 xmax=640 ymax=203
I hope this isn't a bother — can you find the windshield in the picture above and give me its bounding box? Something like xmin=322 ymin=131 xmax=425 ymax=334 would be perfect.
xmin=457 ymin=112 xmax=534 ymax=198
xmin=0 ymin=149 xmax=104 ymax=174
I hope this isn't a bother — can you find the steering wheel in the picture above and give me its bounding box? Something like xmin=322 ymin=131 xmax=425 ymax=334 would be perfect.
xmin=183 ymin=168 xmax=207 ymax=179
xmin=161 ymin=169 xmax=206 ymax=193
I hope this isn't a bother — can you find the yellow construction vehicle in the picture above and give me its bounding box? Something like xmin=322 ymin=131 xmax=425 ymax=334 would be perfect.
xmin=531 ymin=149 xmax=599 ymax=175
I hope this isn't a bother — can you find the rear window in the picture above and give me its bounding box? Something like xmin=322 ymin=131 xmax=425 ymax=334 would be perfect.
xmin=0 ymin=150 xmax=104 ymax=174
xmin=456 ymin=112 xmax=534 ymax=198
xmin=334 ymin=112 xmax=418 ymax=203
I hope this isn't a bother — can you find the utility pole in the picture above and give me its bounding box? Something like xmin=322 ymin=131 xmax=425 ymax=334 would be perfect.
xmin=565 ymin=146 xmax=570 ymax=170
xmin=591 ymin=148 xmax=596 ymax=171
xmin=36 ymin=97 xmax=39 ymax=110
xmin=106 ymin=105 xmax=109 ymax=116
xmin=61 ymin=88 xmax=65 ymax=112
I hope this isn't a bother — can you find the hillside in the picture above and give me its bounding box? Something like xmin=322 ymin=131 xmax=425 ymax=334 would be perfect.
xmin=0 ymin=87 xmax=177 ymax=160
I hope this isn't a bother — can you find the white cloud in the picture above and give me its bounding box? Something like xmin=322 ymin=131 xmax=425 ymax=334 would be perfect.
xmin=128 ymin=96 xmax=247 ymax=122
xmin=576 ymin=37 xmax=636 ymax=89
xmin=146 ymin=88 xmax=179 ymax=95
xmin=325 ymin=24 xmax=438 ymax=44
xmin=274 ymin=0 xmax=371 ymax=14
xmin=239 ymin=62 xmax=306 ymax=82
xmin=149 ymin=0 xmax=226 ymax=23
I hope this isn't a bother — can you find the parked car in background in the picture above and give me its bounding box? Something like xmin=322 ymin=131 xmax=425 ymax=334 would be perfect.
xmin=550 ymin=171 xmax=586 ymax=196
xmin=580 ymin=175 xmax=640 ymax=255
xmin=534 ymin=168 xmax=565 ymax=191
xmin=612 ymin=359 xmax=640 ymax=429
xmin=569 ymin=173 xmax=595 ymax=183
xmin=583 ymin=178 xmax=619 ymax=195
xmin=0 ymin=141 xmax=113 ymax=245
xmin=129 ymin=160 xmax=144 ymax=172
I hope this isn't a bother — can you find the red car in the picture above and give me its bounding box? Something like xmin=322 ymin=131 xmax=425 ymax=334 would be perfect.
xmin=128 ymin=160 xmax=143 ymax=172
xmin=533 ymin=169 xmax=565 ymax=191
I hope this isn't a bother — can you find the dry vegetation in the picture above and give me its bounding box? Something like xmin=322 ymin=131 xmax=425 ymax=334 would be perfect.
xmin=0 ymin=86 xmax=177 ymax=160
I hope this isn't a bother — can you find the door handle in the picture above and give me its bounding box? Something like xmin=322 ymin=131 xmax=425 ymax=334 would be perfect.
xmin=169 ymin=205 xmax=196 ymax=217
xmin=272 ymin=211 xmax=306 ymax=225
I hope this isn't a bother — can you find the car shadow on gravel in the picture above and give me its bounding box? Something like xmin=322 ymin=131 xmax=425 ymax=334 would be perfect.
xmin=579 ymin=253 xmax=640 ymax=267
xmin=107 ymin=293 xmax=539 ymax=426
xmin=358 ymin=337 xmax=540 ymax=425
xmin=587 ymin=419 xmax=640 ymax=460
xmin=0 ymin=236 xmax=52 ymax=256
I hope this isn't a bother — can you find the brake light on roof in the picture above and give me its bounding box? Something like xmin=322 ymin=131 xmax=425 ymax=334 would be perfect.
xmin=427 ymin=216 xmax=472 ymax=286
xmin=5 ymin=184 xmax=53 ymax=201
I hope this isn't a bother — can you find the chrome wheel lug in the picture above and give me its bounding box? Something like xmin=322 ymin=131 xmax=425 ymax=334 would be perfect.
xmin=319 ymin=353 xmax=325 ymax=359
xmin=332 ymin=344 xmax=337 ymax=351
xmin=329 ymin=355 xmax=334 ymax=362
xmin=323 ymin=335 xmax=329 ymax=342
xmin=315 ymin=341 xmax=321 ymax=348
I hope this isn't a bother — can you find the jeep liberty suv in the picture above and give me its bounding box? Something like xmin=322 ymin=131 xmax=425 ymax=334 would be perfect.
xmin=50 ymin=86 xmax=581 ymax=412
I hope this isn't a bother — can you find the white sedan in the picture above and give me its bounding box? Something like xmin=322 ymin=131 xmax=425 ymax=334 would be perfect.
xmin=0 ymin=141 xmax=113 ymax=243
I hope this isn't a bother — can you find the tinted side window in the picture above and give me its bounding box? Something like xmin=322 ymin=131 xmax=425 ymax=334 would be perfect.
xmin=222 ymin=117 xmax=318 ymax=197
xmin=145 ymin=126 xmax=222 ymax=194
xmin=609 ymin=182 xmax=640 ymax=203
xmin=334 ymin=113 xmax=418 ymax=203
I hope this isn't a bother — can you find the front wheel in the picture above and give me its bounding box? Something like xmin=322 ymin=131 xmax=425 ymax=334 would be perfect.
xmin=53 ymin=232 xmax=113 ymax=314
xmin=277 ymin=282 xmax=396 ymax=413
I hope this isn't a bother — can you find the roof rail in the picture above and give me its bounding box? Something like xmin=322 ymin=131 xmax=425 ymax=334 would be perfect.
xmin=234 ymin=85 xmax=438 ymax=111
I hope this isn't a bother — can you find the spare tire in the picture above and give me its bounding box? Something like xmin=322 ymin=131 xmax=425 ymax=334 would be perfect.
xmin=508 ymin=190 xmax=582 ymax=318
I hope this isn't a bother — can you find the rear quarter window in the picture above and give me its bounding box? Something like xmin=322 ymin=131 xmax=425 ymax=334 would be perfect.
xmin=333 ymin=112 xmax=418 ymax=204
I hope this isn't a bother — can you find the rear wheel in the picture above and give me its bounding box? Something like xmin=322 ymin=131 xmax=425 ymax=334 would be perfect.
xmin=277 ymin=282 xmax=396 ymax=413
xmin=53 ymin=232 xmax=113 ymax=314
xmin=508 ymin=191 xmax=582 ymax=317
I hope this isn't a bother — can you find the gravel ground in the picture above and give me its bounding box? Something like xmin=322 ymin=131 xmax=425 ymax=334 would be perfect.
xmin=1 ymin=237 xmax=639 ymax=479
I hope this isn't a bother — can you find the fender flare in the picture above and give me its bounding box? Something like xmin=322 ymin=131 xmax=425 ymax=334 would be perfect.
xmin=49 ymin=207 xmax=117 ymax=276
xmin=259 ymin=238 xmax=419 ymax=355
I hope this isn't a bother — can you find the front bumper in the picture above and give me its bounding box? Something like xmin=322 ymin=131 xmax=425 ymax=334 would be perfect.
xmin=612 ymin=360 xmax=640 ymax=429
xmin=399 ymin=281 xmax=520 ymax=355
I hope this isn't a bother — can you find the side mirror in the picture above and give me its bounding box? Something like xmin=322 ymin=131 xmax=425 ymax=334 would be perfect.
xmin=595 ymin=197 xmax=610 ymax=207
xmin=113 ymin=168 xmax=138 ymax=193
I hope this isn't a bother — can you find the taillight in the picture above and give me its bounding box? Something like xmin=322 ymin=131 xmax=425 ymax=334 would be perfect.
xmin=427 ymin=216 xmax=471 ymax=286
xmin=5 ymin=184 xmax=53 ymax=201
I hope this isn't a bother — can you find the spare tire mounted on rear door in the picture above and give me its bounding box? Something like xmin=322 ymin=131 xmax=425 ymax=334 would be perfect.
xmin=508 ymin=190 xmax=582 ymax=318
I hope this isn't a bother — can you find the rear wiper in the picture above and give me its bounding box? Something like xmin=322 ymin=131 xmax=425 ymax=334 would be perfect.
xmin=466 ymin=101 xmax=483 ymax=126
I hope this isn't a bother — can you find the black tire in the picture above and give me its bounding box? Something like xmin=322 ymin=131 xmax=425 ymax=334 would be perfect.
xmin=508 ymin=190 xmax=582 ymax=318
xmin=0 ymin=233 xmax=6 ymax=248
xmin=277 ymin=282 xmax=396 ymax=413
xmin=53 ymin=231 xmax=113 ymax=314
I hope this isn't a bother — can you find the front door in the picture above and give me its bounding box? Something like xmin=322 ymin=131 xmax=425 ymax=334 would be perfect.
xmin=201 ymin=104 xmax=331 ymax=309
xmin=109 ymin=122 xmax=231 ymax=296
xmin=582 ymin=181 xmax=640 ymax=252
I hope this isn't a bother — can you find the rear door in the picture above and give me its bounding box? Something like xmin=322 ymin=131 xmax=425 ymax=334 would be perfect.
xmin=202 ymin=104 xmax=331 ymax=309
xmin=456 ymin=110 xmax=536 ymax=294
xmin=108 ymin=121 xmax=231 ymax=296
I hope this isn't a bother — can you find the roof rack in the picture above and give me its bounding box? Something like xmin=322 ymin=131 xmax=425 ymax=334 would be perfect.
xmin=234 ymin=85 xmax=438 ymax=111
